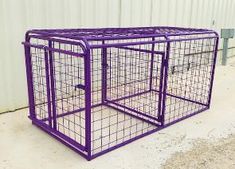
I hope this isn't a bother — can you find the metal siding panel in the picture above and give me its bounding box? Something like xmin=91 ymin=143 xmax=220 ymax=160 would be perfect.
xmin=140 ymin=0 xmax=152 ymax=26
xmin=63 ymin=0 xmax=82 ymax=27
xmin=130 ymin=0 xmax=141 ymax=26
xmin=151 ymin=0 xmax=162 ymax=26
xmin=95 ymin=0 xmax=109 ymax=27
xmin=1 ymin=0 xmax=235 ymax=113
xmin=160 ymin=0 xmax=169 ymax=25
xmin=107 ymin=0 xmax=120 ymax=26
xmin=190 ymin=0 xmax=199 ymax=27
xmin=167 ymin=0 xmax=177 ymax=26
xmin=80 ymin=0 xmax=95 ymax=27
xmin=184 ymin=0 xmax=192 ymax=26
xmin=197 ymin=0 xmax=204 ymax=27
xmin=0 ymin=0 xmax=9 ymax=112
xmin=1 ymin=0 xmax=28 ymax=112
xmin=227 ymin=0 xmax=234 ymax=27
xmin=120 ymin=0 xmax=132 ymax=26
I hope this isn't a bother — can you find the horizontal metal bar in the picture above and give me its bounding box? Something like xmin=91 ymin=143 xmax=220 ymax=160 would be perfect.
xmin=105 ymin=103 xmax=160 ymax=127
xmin=115 ymin=46 xmax=165 ymax=55
xmin=56 ymin=103 xmax=102 ymax=119
xmin=107 ymin=78 xmax=155 ymax=89
xmin=152 ymin=89 xmax=207 ymax=106
xmin=184 ymin=50 xmax=215 ymax=56
xmin=167 ymin=93 xmax=208 ymax=106
xmin=22 ymin=42 xmax=85 ymax=57
xmin=106 ymin=100 xmax=159 ymax=121
xmin=165 ymin=106 xmax=209 ymax=126
xmin=41 ymin=103 xmax=103 ymax=121
xmin=108 ymin=90 xmax=151 ymax=103
xmin=90 ymin=36 xmax=217 ymax=49
xmin=28 ymin=34 xmax=87 ymax=52
xmin=87 ymin=31 xmax=217 ymax=41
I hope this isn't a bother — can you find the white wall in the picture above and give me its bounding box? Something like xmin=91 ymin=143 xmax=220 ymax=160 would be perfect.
xmin=0 ymin=0 xmax=235 ymax=113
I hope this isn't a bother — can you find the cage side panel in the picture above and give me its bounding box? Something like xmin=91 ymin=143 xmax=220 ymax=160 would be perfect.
xmin=207 ymin=37 xmax=219 ymax=107
xmin=28 ymin=37 xmax=88 ymax=151
xmin=164 ymin=37 xmax=217 ymax=124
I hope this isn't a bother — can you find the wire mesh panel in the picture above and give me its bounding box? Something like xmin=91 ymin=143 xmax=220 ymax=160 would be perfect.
xmin=30 ymin=47 xmax=50 ymax=122
xmin=164 ymin=36 xmax=217 ymax=124
xmin=23 ymin=27 xmax=219 ymax=160
xmin=25 ymin=38 xmax=88 ymax=154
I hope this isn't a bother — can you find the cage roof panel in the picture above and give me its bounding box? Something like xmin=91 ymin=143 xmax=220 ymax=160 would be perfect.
xmin=28 ymin=26 xmax=215 ymax=41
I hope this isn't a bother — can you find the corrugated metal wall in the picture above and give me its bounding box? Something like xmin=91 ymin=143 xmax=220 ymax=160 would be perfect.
xmin=0 ymin=0 xmax=235 ymax=113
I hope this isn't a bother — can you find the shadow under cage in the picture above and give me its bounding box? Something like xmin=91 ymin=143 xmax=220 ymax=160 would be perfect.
xmin=22 ymin=27 xmax=218 ymax=160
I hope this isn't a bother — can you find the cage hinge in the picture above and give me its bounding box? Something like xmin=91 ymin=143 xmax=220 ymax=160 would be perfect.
xmin=75 ymin=84 xmax=85 ymax=90
xmin=102 ymin=63 xmax=109 ymax=69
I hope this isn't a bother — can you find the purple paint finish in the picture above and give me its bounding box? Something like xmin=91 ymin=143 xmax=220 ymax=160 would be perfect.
xmin=24 ymin=32 xmax=36 ymax=119
xmin=44 ymin=49 xmax=52 ymax=127
xmin=22 ymin=26 xmax=218 ymax=160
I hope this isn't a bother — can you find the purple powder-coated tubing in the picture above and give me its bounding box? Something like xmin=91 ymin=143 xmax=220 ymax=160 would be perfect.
xmin=44 ymin=49 xmax=52 ymax=127
xmin=22 ymin=26 xmax=219 ymax=160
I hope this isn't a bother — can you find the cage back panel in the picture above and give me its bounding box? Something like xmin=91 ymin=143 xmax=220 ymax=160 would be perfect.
xmin=164 ymin=37 xmax=216 ymax=124
xmin=23 ymin=27 xmax=218 ymax=160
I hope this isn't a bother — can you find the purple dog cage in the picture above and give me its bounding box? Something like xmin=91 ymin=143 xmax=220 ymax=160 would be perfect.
xmin=22 ymin=27 xmax=218 ymax=160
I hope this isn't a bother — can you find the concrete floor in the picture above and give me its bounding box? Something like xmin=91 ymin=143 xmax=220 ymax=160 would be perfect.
xmin=0 ymin=59 xmax=235 ymax=169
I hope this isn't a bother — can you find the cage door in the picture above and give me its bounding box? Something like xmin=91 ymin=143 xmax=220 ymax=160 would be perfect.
xmin=23 ymin=43 xmax=56 ymax=128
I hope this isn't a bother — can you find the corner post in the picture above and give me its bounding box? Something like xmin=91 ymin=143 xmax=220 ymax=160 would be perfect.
xmin=161 ymin=36 xmax=170 ymax=126
xmin=84 ymin=45 xmax=92 ymax=160
xmin=48 ymin=40 xmax=57 ymax=130
xmin=44 ymin=48 xmax=52 ymax=127
xmin=101 ymin=40 xmax=107 ymax=104
xmin=207 ymin=36 xmax=219 ymax=108
xmin=24 ymin=32 xmax=36 ymax=119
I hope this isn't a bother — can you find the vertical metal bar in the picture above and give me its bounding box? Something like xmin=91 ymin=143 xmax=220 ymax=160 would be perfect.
xmin=161 ymin=40 xmax=171 ymax=126
xmin=157 ymin=53 xmax=165 ymax=120
xmin=24 ymin=34 xmax=36 ymax=119
xmin=44 ymin=49 xmax=52 ymax=127
xmin=149 ymin=37 xmax=155 ymax=91
xmin=222 ymin=38 xmax=228 ymax=66
xmin=101 ymin=40 xmax=107 ymax=103
xmin=207 ymin=37 xmax=219 ymax=107
xmin=48 ymin=41 xmax=57 ymax=130
xmin=84 ymin=47 xmax=92 ymax=160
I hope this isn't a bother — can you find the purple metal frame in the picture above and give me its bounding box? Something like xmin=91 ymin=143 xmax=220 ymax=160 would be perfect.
xmin=22 ymin=26 xmax=219 ymax=160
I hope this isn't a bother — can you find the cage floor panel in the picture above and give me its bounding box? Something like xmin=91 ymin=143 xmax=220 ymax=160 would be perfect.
xmin=56 ymin=91 xmax=206 ymax=155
